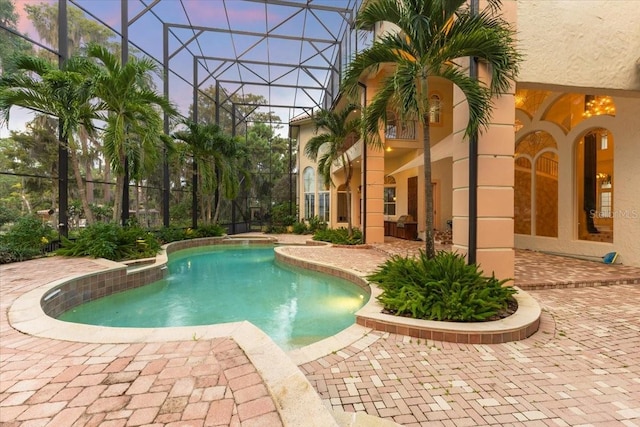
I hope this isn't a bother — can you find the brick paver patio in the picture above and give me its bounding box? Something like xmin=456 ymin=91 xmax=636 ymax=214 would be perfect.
xmin=1 ymin=235 xmax=639 ymax=426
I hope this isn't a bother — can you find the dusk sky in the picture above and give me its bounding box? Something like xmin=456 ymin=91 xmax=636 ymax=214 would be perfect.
xmin=3 ymin=0 xmax=367 ymax=138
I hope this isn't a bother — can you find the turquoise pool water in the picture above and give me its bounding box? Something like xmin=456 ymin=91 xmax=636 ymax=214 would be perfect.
xmin=59 ymin=245 xmax=369 ymax=350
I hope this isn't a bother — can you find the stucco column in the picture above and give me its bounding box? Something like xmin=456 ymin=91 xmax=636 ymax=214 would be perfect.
xmin=365 ymin=144 xmax=385 ymax=243
xmin=452 ymin=78 xmax=516 ymax=280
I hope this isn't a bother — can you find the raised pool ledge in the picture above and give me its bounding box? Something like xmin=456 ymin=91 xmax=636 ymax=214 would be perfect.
xmin=274 ymin=246 xmax=542 ymax=345
xmin=37 ymin=235 xmax=287 ymax=318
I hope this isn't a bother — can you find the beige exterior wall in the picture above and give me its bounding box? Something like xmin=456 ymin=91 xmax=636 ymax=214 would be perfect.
xmin=296 ymin=118 xmax=317 ymax=221
xmin=432 ymin=158 xmax=453 ymax=231
xmin=295 ymin=0 xmax=640 ymax=273
xmin=517 ymin=1 xmax=640 ymax=91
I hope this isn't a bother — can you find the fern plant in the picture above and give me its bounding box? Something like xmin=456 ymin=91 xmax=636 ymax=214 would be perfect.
xmin=312 ymin=227 xmax=363 ymax=245
xmin=57 ymin=222 xmax=160 ymax=261
xmin=368 ymin=251 xmax=516 ymax=321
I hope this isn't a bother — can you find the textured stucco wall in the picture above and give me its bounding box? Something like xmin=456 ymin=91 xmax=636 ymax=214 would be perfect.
xmin=517 ymin=1 xmax=640 ymax=92
xmin=515 ymin=95 xmax=640 ymax=267
xmin=296 ymin=119 xmax=318 ymax=220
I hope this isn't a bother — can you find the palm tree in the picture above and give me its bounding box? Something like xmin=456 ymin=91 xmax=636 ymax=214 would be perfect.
xmin=86 ymin=44 xmax=177 ymax=222
xmin=0 ymin=54 xmax=99 ymax=224
xmin=173 ymin=120 xmax=247 ymax=224
xmin=304 ymin=103 xmax=362 ymax=237
xmin=342 ymin=0 xmax=520 ymax=258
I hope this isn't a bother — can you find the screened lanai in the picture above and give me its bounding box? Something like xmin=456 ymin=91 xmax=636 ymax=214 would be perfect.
xmin=0 ymin=0 xmax=369 ymax=236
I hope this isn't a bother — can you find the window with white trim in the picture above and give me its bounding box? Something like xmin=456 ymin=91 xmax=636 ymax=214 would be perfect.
xmin=303 ymin=167 xmax=315 ymax=220
xmin=384 ymin=175 xmax=396 ymax=216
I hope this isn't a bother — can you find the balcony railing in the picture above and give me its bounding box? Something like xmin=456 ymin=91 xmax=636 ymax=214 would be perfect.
xmin=385 ymin=120 xmax=416 ymax=140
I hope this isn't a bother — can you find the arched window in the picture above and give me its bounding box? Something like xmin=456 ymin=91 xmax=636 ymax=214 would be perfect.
xmin=318 ymin=181 xmax=330 ymax=222
xmin=514 ymin=131 xmax=558 ymax=237
xmin=429 ymin=94 xmax=441 ymax=124
xmin=303 ymin=167 xmax=315 ymax=220
xmin=384 ymin=175 xmax=396 ymax=216
xmin=576 ymin=128 xmax=613 ymax=243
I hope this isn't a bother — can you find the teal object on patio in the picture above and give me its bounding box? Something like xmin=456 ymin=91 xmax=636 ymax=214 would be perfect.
xmin=603 ymin=252 xmax=618 ymax=264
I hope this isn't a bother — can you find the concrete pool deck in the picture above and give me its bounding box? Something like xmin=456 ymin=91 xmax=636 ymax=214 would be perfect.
xmin=2 ymin=234 xmax=640 ymax=426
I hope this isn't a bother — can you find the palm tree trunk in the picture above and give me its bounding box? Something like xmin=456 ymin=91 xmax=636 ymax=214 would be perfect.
xmin=422 ymin=115 xmax=435 ymax=258
xmin=104 ymin=162 xmax=112 ymax=204
xmin=79 ymin=129 xmax=94 ymax=204
xmin=213 ymin=181 xmax=223 ymax=224
xmin=134 ymin=180 xmax=140 ymax=223
xmin=112 ymin=175 xmax=123 ymax=222
xmin=68 ymin=137 xmax=95 ymax=224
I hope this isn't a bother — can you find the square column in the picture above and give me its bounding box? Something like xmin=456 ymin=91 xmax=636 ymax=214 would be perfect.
xmin=365 ymin=145 xmax=385 ymax=243
xmin=452 ymin=70 xmax=516 ymax=280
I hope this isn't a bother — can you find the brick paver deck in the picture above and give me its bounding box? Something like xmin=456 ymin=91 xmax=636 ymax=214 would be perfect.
xmin=2 ymin=235 xmax=640 ymax=426
xmin=1 ymin=257 xmax=283 ymax=427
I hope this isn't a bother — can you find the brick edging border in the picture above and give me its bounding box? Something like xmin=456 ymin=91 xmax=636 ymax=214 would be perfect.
xmin=274 ymin=247 xmax=542 ymax=344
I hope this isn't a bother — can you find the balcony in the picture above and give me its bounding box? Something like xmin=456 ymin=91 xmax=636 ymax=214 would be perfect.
xmin=385 ymin=120 xmax=416 ymax=140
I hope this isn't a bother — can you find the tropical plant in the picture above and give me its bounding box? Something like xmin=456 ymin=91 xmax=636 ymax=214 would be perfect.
xmin=25 ymin=2 xmax=119 ymax=207
xmin=342 ymin=0 xmax=520 ymax=258
xmin=313 ymin=227 xmax=363 ymax=245
xmin=85 ymin=44 xmax=177 ymax=223
xmin=57 ymin=221 xmax=161 ymax=261
xmin=154 ymin=225 xmax=189 ymax=244
xmin=305 ymin=104 xmax=362 ymax=237
xmin=0 ymin=54 xmax=100 ymax=224
xmin=307 ymin=215 xmax=328 ymax=233
xmin=269 ymin=201 xmax=297 ymax=227
xmin=0 ymin=214 xmax=55 ymax=263
xmin=193 ymin=223 xmax=225 ymax=238
xmin=292 ymin=221 xmax=308 ymax=234
xmin=172 ymin=119 xmax=248 ymax=224
xmin=368 ymin=251 xmax=515 ymax=321
xmin=1 ymin=120 xmax=58 ymax=214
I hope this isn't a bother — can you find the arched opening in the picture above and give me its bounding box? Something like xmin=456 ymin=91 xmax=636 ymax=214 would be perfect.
xmin=429 ymin=93 xmax=441 ymax=124
xmin=514 ymin=131 xmax=558 ymax=237
xmin=576 ymin=128 xmax=614 ymax=242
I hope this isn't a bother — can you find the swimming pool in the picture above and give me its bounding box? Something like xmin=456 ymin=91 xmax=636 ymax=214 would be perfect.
xmin=59 ymin=245 xmax=369 ymax=350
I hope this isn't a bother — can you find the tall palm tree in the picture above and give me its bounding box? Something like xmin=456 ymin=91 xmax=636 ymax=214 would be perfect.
xmin=0 ymin=54 xmax=99 ymax=224
xmin=86 ymin=44 xmax=177 ymax=222
xmin=342 ymin=0 xmax=520 ymax=258
xmin=305 ymin=103 xmax=362 ymax=237
xmin=173 ymin=120 xmax=247 ymax=224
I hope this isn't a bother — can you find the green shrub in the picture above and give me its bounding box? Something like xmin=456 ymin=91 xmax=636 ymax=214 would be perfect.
xmin=194 ymin=223 xmax=226 ymax=238
xmin=0 ymin=215 xmax=54 ymax=263
xmin=307 ymin=216 xmax=327 ymax=233
xmin=57 ymin=222 xmax=161 ymax=261
xmin=292 ymin=221 xmax=308 ymax=234
xmin=264 ymin=224 xmax=288 ymax=234
xmin=269 ymin=202 xmax=298 ymax=226
xmin=154 ymin=225 xmax=188 ymax=244
xmin=0 ymin=205 xmax=20 ymax=228
xmin=312 ymin=227 xmax=363 ymax=245
xmin=368 ymin=251 xmax=516 ymax=322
